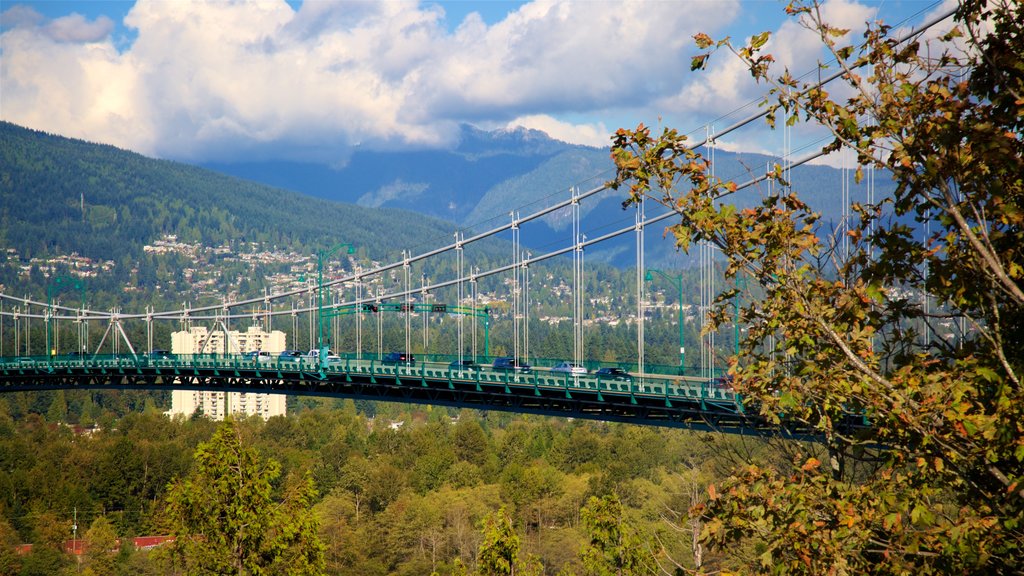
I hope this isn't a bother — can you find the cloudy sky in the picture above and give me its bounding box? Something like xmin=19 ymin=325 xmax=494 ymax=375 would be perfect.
xmin=1 ymin=0 xmax=952 ymax=165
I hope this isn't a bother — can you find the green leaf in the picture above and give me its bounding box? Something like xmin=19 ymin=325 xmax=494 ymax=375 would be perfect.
xmin=750 ymin=31 xmax=771 ymax=50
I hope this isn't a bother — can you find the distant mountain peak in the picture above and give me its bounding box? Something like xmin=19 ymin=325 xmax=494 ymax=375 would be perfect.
xmin=455 ymin=123 xmax=576 ymax=159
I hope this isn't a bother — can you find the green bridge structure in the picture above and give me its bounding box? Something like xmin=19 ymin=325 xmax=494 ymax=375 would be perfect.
xmin=0 ymin=354 xmax=867 ymax=438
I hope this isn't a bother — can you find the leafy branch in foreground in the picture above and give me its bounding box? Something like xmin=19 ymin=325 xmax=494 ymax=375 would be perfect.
xmin=610 ymin=0 xmax=1022 ymax=573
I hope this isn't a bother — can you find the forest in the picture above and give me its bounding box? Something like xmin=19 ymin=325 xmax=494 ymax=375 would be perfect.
xmin=0 ymin=390 xmax=785 ymax=575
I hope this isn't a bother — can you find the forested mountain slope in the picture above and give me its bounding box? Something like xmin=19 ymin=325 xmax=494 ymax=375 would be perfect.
xmin=0 ymin=121 xmax=458 ymax=262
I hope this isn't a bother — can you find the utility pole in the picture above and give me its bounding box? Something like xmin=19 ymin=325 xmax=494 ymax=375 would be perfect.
xmin=72 ymin=507 xmax=78 ymax=566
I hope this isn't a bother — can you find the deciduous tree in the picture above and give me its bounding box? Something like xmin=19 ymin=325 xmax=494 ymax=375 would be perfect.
xmin=81 ymin=515 xmax=118 ymax=576
xmin=609 ymin=0 xmax=1022 ymax=573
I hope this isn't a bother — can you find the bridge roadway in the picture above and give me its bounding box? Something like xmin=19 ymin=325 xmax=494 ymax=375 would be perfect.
xmin=0 ymin=354 xmax=837 ymax=437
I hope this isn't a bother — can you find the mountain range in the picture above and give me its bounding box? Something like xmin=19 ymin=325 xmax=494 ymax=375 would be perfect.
xmin=205 ymin=123 xmax=893 ymax=267
xmin=2 ymin=120 xmax=893 ymax=273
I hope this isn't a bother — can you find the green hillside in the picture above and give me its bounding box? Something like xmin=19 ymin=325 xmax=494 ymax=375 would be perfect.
xmin=0 ymin=121 xmax=457 ymax=263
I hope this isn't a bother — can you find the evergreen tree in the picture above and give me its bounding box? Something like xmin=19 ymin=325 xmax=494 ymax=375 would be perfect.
xmin=476 ymin=507 xmax=519 ymax=576
xmin=162 ymin=419 xmax=326 ymax=575
xmin=579 ymin=494 xmax=655 ymax=576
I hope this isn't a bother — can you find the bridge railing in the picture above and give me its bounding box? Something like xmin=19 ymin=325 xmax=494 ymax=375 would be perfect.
xmin=0 ymin=353 xmax=743 ymax=404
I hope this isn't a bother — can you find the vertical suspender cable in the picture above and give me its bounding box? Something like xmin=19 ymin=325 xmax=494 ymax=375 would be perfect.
xmin=404 ymin=250 xmax=411 ymax=356
xmin=923 ymin=209 xmax=930 ymax=347
xmin=457 ymin=232 xmax=464 ymax=362
xmin=376 ymin=286 xmax=383 ymax=359
xmin=356 ymin=274 xmax=364 ymax=358
xmin=422 ymin=274 xmax=428 ymax=355
xmin=709 ymin=126 xmax=717 ymax=378
xmin=573 ymin=187 xmax=582 ymax=368
xmin=471 ymin=269 xmax=478 ymax=361
xmin=511 ymin=212 xmax=520 ymax=363
xmin=524 ymin=250 xmax=531 ymax=363
xmin=636 ymin=195 xmax=645 ymax=385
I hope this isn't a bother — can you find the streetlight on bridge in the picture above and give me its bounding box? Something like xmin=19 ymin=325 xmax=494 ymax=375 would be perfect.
xmin=645 ymin=268 xmax=685 ymax=375
xmin=318 ymin=243 xmax=355 ymax=369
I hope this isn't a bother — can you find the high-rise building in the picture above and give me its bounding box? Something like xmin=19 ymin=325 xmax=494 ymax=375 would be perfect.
xmin=166 ymin=325 xmax=288 ymax=420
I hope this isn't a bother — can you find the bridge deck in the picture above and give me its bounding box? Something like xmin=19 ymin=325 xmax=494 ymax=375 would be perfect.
xmin=0 ymin=355 xmax=846 ymax=437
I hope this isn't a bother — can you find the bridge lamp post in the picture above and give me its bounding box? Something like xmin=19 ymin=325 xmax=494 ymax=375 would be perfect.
xmin=46 ymin=276 xmax=86 ymax=361
xmin=645 ymin=269 xmax=685 ymax=375
xmin=318 ymin=243 xmax=355 ymax=369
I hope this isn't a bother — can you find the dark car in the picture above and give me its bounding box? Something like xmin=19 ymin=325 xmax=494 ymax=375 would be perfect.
xmin=148 ymin=349 xmax=174 ymax=360
xmin=277 ymin=350 xmax=305 ymax=362
xmin=382 ymin=352 xmax=416 ymax=365
xmin=492 ymin=357 xmax=531 ymax=373
xmin=594 ymin=367 xmax=632 ymax=381
xmin=448 ymin=359 xmax=480 ymax=371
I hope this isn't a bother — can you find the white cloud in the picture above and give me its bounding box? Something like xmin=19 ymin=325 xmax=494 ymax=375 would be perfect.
xmin=659 ymin=0 xmax=876 ymax=117
xmin=506 ymin=114 xmax=609 ymax=147
xmin=45 ymin=13 xmax=115 ymax=43
xmin=0 ymin=0 xmax=758 ymax=163
xmin=0 ymin=5 xmax=44 ymax=29
xmin=357 ymin=178 xmax=429 ymax=208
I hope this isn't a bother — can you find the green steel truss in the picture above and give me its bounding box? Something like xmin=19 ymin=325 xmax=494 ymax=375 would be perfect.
xmin=0 ymin=355 xmax=867 ymax=438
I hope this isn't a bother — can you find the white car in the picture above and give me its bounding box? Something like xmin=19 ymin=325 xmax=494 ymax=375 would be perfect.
xmin=551 ymin=361 xmax=588 ymax=375
xmin=303 ymin=349 xmax=341 ymax=365
xmin=245 ymin=350 xmax=274 ymax=363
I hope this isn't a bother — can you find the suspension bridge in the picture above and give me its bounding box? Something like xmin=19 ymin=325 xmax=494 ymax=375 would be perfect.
xmin=0 ymin=9 xmax=952 ymax=437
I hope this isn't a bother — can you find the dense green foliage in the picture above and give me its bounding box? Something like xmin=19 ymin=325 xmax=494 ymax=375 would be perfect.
xmin=163 ymin=419 xmax=325 ymax=575
xmin=0 ymin=393 xmax=784 ymax=574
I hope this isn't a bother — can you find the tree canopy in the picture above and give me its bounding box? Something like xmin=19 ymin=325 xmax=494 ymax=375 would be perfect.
xmin=162 ymin=419 xmax=326 ymax=575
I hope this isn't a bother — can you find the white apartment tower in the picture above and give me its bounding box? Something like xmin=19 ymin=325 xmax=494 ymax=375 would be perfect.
xmin=167 ymin=325 xmax=288 ymax=420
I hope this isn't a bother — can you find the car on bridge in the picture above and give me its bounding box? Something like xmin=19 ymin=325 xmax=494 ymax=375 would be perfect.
xmin=277 ymin=350 xmax=305 ymax=363
xmin=303 ymin=349 xmax=341 ymax=365
xmin=492 ymin=357 xmax=531 ymax=373
xmin=148 ymin=349 xmax=174 ymax=360
xmin=448 ymin=359 xmax=480 ymax=371
xmin=594 ymin=367 xmax=632 ymax=381
xmin=552 ymin=361 xmax=588 ymax=375
xmin=382 ymin=352 xmax=416 ymax=365
xmin=244 ymin=350 xmax=274 ymax=363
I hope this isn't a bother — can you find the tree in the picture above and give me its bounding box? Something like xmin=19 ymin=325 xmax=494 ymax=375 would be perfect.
xmin=20 ymin=511 xmax=71 ymax=576
xmin=0 ymin=516 xmax=21 ymax=576
xmin=162 ymin=419 xmax=326 ymax=575
xmin=578 ymin=494 xmax=655 ymax=576
xmin=609 ymin=0 xmax=1022 ymax=573
xmin=81 ymin=516 xmax=118 ymax=576
xmin=476 ymin=507 xmax=520 ymax=576
xmin=272 ymin=472 xmax=327 ymax=576
xmin=45 ymin=390 xmax=67 ymax=423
